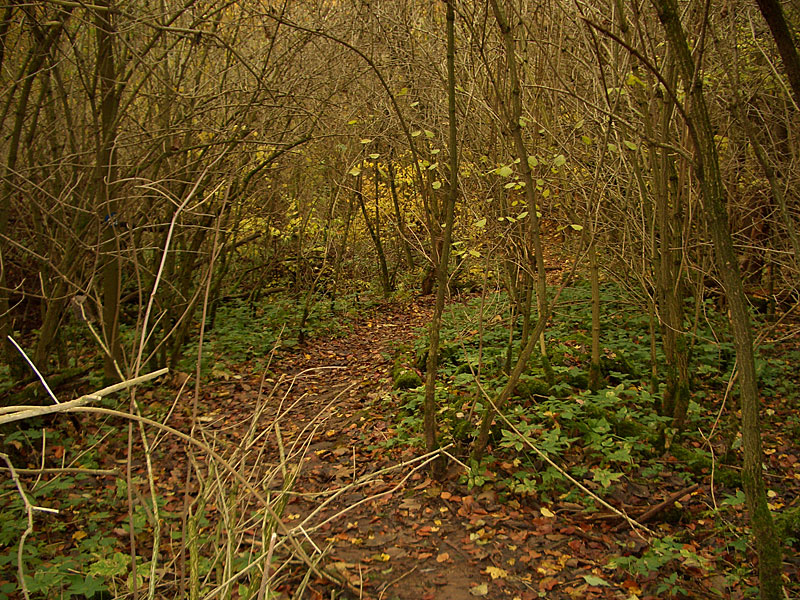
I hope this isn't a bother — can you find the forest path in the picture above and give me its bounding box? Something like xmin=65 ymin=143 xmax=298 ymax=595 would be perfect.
xmin=194 ymin=293 xmax=617 ymax=600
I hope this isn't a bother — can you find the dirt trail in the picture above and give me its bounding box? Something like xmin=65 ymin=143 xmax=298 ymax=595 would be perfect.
xmin=192 ymin=297 xmax=620 ymax=600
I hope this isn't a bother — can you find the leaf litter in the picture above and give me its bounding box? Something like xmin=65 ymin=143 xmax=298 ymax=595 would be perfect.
xmin=4 ymin=292 xmax=799 ymax=600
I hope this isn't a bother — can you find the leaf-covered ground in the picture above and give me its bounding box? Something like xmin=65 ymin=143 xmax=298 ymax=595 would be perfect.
xmin=2 ymin=292 xmax=799 ymax=599
xmin=195 ymin=298 xmax=799 ymax=600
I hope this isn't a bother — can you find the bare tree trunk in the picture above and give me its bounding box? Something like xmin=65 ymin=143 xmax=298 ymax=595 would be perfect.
xmin=95 ymin=1 xmax=123 ymax=381
xmin=471 ymin=306 xmax=551 ymax=463
xmin=653 ymin=140 xmax=690 ymax=428
xmin=330 ymin=192 xmax=355 ymax=311
xmin=355 ymin=159 xmax=392 ymax=298
xmin=1 ymin=11 xmax=71 ymax=375
xmin=387 ymin=155 xmax=415 ymax=269
xmin=588 ymin=240 xmax=602 ymax=390
xmin=423 ymin=0 xmax=459 ymax=476
xmin=489 ymin=0 xmax=553 ymax=385
xmin=754 ymin=0 xmax=800 ymax=108
xmin=0 ymin=0 xmax=17 ymax=75
xmin=652 ymin=1 xmax=783 ymax=596
xmin=373 ymin=158 xmax=392 ymax=295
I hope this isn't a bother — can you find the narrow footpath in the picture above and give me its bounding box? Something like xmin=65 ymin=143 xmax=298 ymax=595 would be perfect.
xmin=193 ymin=297 xmax=627 ymax=600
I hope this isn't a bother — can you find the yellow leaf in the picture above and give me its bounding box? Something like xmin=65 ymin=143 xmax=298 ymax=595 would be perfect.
xmin=485 ymin=566 xmax=508 ymax=579
xmin=540 ymin=506 xmax=555 ymax=518
xmin=470 ymin=583 xmax=489 ymax=596
xmin=376 ymin=553 xmax=391 ymax=562
xmin=72 ymin=530 xmax=87 ymax=541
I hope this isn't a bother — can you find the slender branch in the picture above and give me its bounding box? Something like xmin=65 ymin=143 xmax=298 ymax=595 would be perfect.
xmin=1 ymin=453 xmax=61 ymax=600
xmin=0 ymin=368 xmax=169 ymax=424
xmin=63 ymin=406 xmax=330 ymax=582
xmin=7 ymin=336 xmax=58 ymax=404
xmin=580 ymin=17 xmax=696 ymax=151
xmin=0 ymin=466 xmax=118 ymax=476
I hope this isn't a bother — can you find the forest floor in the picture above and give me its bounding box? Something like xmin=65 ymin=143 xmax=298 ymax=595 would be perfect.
xmin=3 ymin=286 xmax=800 ymax=599
xmin=182 ymin=295 xmax=642 ymax=600
xmin=154 ymin=294 xmax=798 ymax=600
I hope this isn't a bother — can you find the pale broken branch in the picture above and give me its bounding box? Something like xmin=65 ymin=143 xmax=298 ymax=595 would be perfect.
xmin=0 ymin=367 xmax=169 ymax=425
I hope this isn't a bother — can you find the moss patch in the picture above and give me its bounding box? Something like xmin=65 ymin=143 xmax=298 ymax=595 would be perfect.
xmin=393 ymin=369 xmax=422 ymax=390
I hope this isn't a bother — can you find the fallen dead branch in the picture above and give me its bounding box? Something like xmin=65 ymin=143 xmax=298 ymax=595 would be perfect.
xmin=0 ymin=367 xmax=170 ymax=425
xmin=611 ymin=483 xmax=702 ymax=532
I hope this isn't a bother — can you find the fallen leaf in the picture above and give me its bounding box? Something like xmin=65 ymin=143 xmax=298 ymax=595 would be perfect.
xmin=470 ymin=583 xmax=488 ymax=596
xmin=539 ymin=576 xmax=558 ymax=591
xmin=485 ymin=566 xmax=508 ymax=579
xmin=413 ymin=477 xmax=432 ymax=489
xmin=540 ymin=507 xmax=555 ymax=518
xmin=436 ymin=552 xmax=450 ymax=563
xmin=582 ymin=574 xmax=610 ymax=586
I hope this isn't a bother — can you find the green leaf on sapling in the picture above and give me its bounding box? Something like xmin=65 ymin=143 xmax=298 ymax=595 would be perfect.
xmin=496 ymin=166 xmax=513 ymax=177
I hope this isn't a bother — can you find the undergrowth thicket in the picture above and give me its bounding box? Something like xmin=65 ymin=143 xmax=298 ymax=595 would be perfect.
xmin=386 ymin=280 xmax=799 ymax=594
xmin=0 ymin=290 xmax=366 ymax=600
xmin=1 ymin=283 xmax=798 ymax=598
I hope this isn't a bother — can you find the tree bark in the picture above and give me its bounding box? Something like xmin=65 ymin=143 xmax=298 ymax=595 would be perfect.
xmin=588 ymin=240 xmax=602 ymax=391
xmin=651 ymin=0 xmax=783 ymax=596
xmin=489 ymin=0 xmax=553 ymax=385
xmin=754 ymin=0 xmax=800 ymax=108
xmin=355 ymin=160 xmax=392 ymax=298
xmin=423 ymin=0 xmax=459 ymax=476
xmin=95 ymin=1 xmax=123 ymax=381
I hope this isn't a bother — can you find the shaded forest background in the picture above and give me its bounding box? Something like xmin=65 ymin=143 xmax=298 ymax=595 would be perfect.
xmin=1 ymin=0 xmax=799 ymax=598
